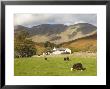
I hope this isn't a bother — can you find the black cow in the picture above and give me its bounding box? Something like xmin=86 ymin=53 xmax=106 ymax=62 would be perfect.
xmin=71 ymin=63 xmax=86 ymax=71
xmin=44 ymin=57 xmax=47 ymax=60
xmin=64 ymin=57 xmax=67 ymax=61
xmin=66 ymin=57 xmax=70 ymax=61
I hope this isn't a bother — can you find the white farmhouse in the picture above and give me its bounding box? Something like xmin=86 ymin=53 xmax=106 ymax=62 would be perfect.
xmin=52 ymin=47 xmax=71 ymax=54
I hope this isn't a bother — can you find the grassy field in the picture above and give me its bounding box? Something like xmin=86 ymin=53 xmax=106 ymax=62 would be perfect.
xmin=14 ymin=53 xmax=97 ymax=76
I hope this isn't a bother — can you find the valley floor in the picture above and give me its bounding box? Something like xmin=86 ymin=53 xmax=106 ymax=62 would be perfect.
xmin=14 ymin=52 xmax=97 ymax=76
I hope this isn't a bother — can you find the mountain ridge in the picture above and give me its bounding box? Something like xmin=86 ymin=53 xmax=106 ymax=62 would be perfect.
xmin=14 ymin=23 xmax=97 ymax=44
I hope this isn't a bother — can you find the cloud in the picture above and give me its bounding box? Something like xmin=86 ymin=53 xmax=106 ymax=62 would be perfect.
xmin=14 ymin=14 xmax=97 ymax=27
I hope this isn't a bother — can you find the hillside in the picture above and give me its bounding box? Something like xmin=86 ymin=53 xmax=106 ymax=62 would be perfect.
xmin=35 ymin=43 xmax=46 ymax=55
xmin=34 ymin=33 xmax=97 ymax=54
xmin=60 ymin=33 xmax=97 ymax=52
xmin=56 ymin=23 xmax=96 ymax=44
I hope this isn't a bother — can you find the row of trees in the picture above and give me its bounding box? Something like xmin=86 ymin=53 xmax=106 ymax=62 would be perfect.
xmin=14 ymin=30 xmax=36 ymax=58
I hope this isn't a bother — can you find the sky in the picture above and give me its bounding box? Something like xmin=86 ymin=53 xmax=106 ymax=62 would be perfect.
xmin=14 ymin=14 xmax=97 ymax=27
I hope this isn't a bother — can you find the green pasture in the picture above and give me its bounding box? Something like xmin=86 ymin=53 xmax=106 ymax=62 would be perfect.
xmin=14 ymin=54 xmax=97 ymax=76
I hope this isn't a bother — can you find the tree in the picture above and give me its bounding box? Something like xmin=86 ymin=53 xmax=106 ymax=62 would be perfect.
xmin=44 ymin=41 xmax=57 ymax=49
xmin=44 ymin=41 xmax=50 ymax=48
xmin=14 ymin=30 xmax=37 ymax=58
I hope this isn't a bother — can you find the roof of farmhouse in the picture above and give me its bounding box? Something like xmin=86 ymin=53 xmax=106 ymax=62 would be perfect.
xmin=53 ymin=48 xmax=69 ymax=51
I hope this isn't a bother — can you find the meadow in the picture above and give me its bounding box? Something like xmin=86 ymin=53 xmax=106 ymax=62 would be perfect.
xmin=14 ymin=53 xmax=97 ymax=76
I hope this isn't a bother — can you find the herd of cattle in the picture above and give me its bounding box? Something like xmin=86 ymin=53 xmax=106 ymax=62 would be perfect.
xmin=44 ymin=57 xmax=86 ymax=71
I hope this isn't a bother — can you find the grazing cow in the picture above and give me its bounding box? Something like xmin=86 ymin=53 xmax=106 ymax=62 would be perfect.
xmin=64 ymin=57 xmax=67 ymax=61
xmin=67 ymin=57 xmax=70 ymax=61
xmin=44 ymin=57 xmax=47 ymax=60
xmin=71 ymin=63 xmax=86 ymax=71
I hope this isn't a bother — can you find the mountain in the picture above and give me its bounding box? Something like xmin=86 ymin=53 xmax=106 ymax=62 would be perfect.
xmin=14 ymin=25 xmax=29 ymax=32
xmin=14 ymin=23 xmax=97 ymax=44
xmin=29 ymin=24 xmax=68 ymax=36
xmin=54 ymin=23 xmax=96 ymax=44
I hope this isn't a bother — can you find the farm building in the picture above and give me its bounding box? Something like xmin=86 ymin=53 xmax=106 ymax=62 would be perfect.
xmin=52 ymin=47 xmax=71 ymax=54
xmin=42 ymin=47 xmax=71 ymax=55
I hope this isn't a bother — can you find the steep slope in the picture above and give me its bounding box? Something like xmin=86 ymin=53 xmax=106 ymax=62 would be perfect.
xmin=60 ymin=33 xmax=97 ymax=52
xmin=56 ymin=23 xmax=96 ymax=44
